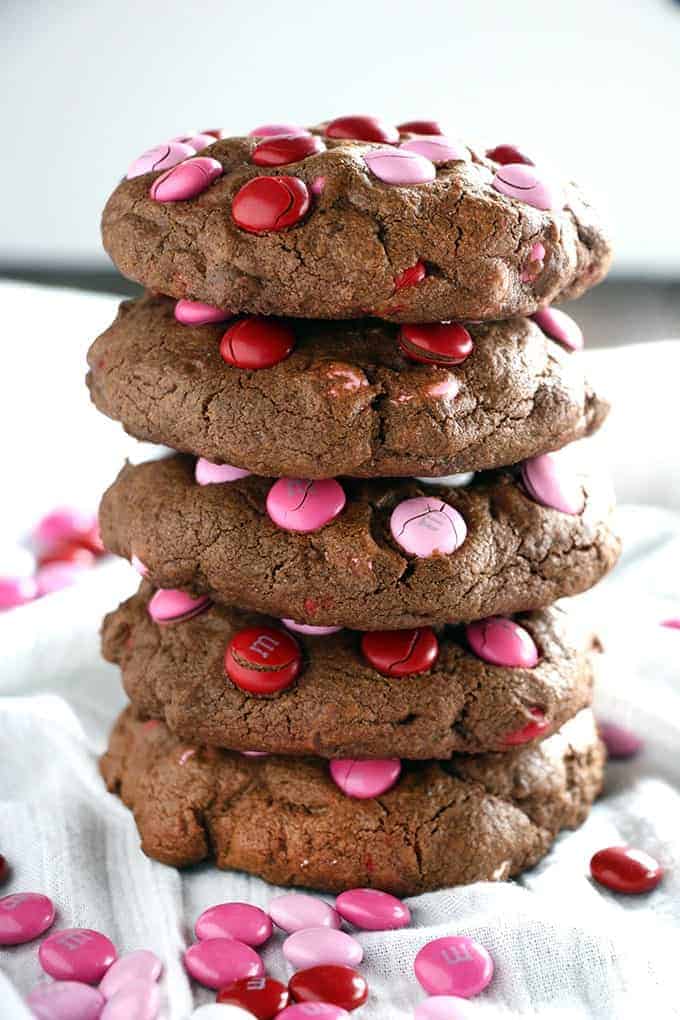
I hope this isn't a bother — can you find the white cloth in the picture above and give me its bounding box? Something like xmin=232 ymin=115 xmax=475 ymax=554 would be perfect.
xmin=1 ymin=282 xmax=679 ymax=1019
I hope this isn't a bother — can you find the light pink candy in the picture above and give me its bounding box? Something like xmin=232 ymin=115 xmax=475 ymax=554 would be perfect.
xmin=195 ymin=902 xmax=272 ymax=946
xmin=266 ymin=478 xmax=346 ymax=533
xmin=147 ymin=588 xmax=211 ymax=624
xmin=249 ymin=123 xmax=309 ymax=137
xmin=27 ymin=982 xmax=105 ymax=1020
xmin=131 ymin=554 xmax=148 ymax=577
xmin=400 ymin=136 xmax=467 ymax=164
xmin=598 ymin=721 xmax=643 ymax=759
xmin=466 ymin=617 xmax=539 ymax=668
xmin=310 ymin=175 xmax=326 ymax=195
xmin=532 ymin=306 xmax=584 ymax=352
xmin=0 ymin=575 xmax=37 ymax=609
xmin=269 ymin=893 xmax=341 ymax=933
xmin=99 ymin=949 xmax=162 ymax=998
xmin=100 ymin=979 xmax=159 ymax=1020
xmin=521 ymin=241 xmax=546 ymax=281
xmin=33 ymin=507 xmax=97 ymax=553
xmin=363 ymin=147 xmax=436 ymax=185
xmin=39 ymin=928 xmax=117 ymax=984
xmin=127 ymin=142 xmax=195 ymax=180
xmin=390 ymin=497 xmax=467 ymax=557
xmin=278 ymin=1007 xmax=349 ymax=1019
xmin=330 ymin=758 xmax=401 ymax=799
xmin=0 ymin=892 xmax=55 ymax=946
xmin=150 ymin=156 xmax=223 ymax=202
xmin=36 ymin=562 xmax=86 ymax=596
xmin=521 ymin=452 xmax=584 ymax=515
xmin=335 ymin=888 xmax=410 ymax=930
xmin=174 ymin=299 xmax=232 ymax=326
xmin=195 ymin=458 xmax=252 ymax=485
xmin=172 ymin=132 xmax=217 ymax=151
xmin=415 ymin=997 xmax=476 ymax=1020
xmin=492 ymin=163 xmax=563 ymax=211
xmin=183 ymin=937 xmax=263 ymax=989
xmin=414 ymin=936 xmax=494 ymax=998
xmin=282 ymin=926 xmax=363 ymax=969
xmin=282 ymin=618 xmax=342 ymax=636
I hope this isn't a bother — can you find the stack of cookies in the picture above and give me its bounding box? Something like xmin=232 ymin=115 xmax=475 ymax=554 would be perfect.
xmin=89 ymin=116 xmax=619 ymax=895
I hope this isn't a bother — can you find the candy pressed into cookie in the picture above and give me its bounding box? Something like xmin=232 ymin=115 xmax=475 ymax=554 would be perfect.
xmin=100 ymin=707 xmax=605 ymax=895
xmin=87 ymin=295 xmax=607 ymax=479
xmin=101 ymin=121 xmax=612 ymax=323
xmin=99 ymin=454 xmax=620 ymax=630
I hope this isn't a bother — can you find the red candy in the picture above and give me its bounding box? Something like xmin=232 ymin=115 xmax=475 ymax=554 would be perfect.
xmin=253 ymin=134 xmax=325 ymax=168
xmin=502 ymin=707 xmax=550 ymax=747
xmin=232 ymin=175 xmax=310 ymax=233
xmin=590 ymin=846 xmax=663 ymax=894
xmin=218 ymin=975 xmax=289 ymax=1019
xmin=486 ymin=144 xmax=534 ymax=166
xmin=399 ymin=322 xmax=473 ymax=367
xmin=361 ymin=628 xmax=439 ymax=677
xmin=398 ymin=119 xmax=443 ymax=135
xmin=289 ymin=964 xmax=369 ymax=1011
xmin=220 ymin=317 xmax=295 ymax=369
xmin=225 ymin=626 xmax=302 ymax=694
xmin=325 ymin=115 xmax=399 ymax=144
xmin=394 ymin=261 xmax=426 ymax=291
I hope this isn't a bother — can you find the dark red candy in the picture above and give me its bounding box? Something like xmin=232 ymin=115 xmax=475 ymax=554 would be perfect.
xmin=399 ymin=322 xmax=473 ymax=367
xmin=0 ymin=855 xmax=9 ymax=885
xmin=289 ymin=964 xmax=369 ymax=1011
xmin=397 ymin=119 xmax=443 ymax=135
xmin=590 ymin=846 xmax=663 ymax=894
xmin=486 ymin=144 xmax=534 ymax=166
xmin=325 ymin=115 xmax=399 ymax=144
xmin=361 ymin=628 xmax=439 ymax=677
xmin=253 ymin=134 xmax=325 ymax=168
xmin=220 ymin=317 xmax=295 ymax=369
xmin=217 ymin=975 xmax=289 ymax=1019
xmin=232 ymin=175 xmax=310 ymax=233
xmin=502 ymin=707 xmax=550 ymax=747
xmin=225 ymin=626 xmax=302 ymax=694
xmin=394 ymin=261 xmax=426 ymax=291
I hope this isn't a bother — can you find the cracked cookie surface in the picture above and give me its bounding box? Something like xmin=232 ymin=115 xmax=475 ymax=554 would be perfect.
xmin=87 ymin=295 xmax=608 ymax=479
xmin=100 ymin=706 xmax=604 ymax=894
xmin=99 ymin=455 xmax=621 ymax=630
xmin=101 ymin=132 xmax=611 ymax=322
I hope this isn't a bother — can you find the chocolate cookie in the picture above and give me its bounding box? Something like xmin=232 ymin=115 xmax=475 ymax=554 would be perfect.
xmin=101 ymin=124 xmax=611 ymax=323
xmin=101 ymin=706 xmax=604 ymax=894
xmin=87 ymin=295 xmax=608 ymax=479
xmin=99 ymin=455 xmax=620 ymax=630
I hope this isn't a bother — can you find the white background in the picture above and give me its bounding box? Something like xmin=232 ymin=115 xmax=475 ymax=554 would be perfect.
xmin=1 ymin=0 xmax=679 ymax=274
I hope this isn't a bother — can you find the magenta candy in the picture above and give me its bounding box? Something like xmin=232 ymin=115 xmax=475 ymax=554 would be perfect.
xmin=174 ymin=299 xmax=232 ymax=325
xmin=39 ymin=929 xmax=117 ymax=984
xmin=532 ymin=306 xmax=584 ymax=352
xmin=466 ymin=616 xmax=539 ymax=668
xmin=330 ymin=758 xmax=401 ymax=799
xmin=335 ymin=888 xmax=410 ymax=931
xmin=195 ymin=902 xmax=272 ymax=946
xmin=662 ymin=618 xmax=680 ymax=630
xmin=195 ymin=458 xmax=252 ymax=485
xmin=269 ymin=893 xmax=341 ymax=934
xmin=150 ymin=156 xmax=223 ymax=202
xmin=183 ymin=937 xmax=263 ymax=989
xmin=27 ymin=982 xmax=105 ymax=1020
xmin=414 ymin=936 xmax=494 ymax=998
xmin=492 ymin=163 xmax=563 ymax=211
xmin=266 ymin=478 xmax=346 ymax=533
xmin=363 ymin=147 xmax=436 ymax=185
xmin=598 ymin=721 xmax=643 ymax=759
xmin=521 ymin=452 xmax=584 ymax=515
xmin=400 ymin=136 xmax=467 ymax=164
xmin=278 ymin=1007 xmax=350 ymax=1019
xmin=99 ymin=950 xmax=162 ymax=998
xmin=100 ymin=979 xmax=159 ymax=1020
xmin=415 ymin=997 xmax=476 ymax=1020
xmin=0 ymin=892 xmax=55 ymax=945
xmin=147 ymin=588 xmax=211 ymax=624
xmin=282 ymin=927 xmax=363 ymax=970
xmin=0 ymin=575 xmax=37 ymax=609
xmin=390 ymin=496 xmax=467 ymax=557
xmin=36 ymin=562 xmax=86 ymax=596
xmin=249 ymin=123 xmax=309 ymax=137
xmin=282 ymin=618 xmax=342 ymax=636
xmin=126 ymin=142 xmax=195 ymax=180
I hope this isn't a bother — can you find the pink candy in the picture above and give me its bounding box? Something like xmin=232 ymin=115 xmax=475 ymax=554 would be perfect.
xmin=36 ymin=562 xmax=86 ymax=596
xmin=414 ymin=935 xmax=494 ymax=998
xmin=39 ymin=928 xmax=117 ymax=984
xmin=0 ymin=892 xmax=55 ymax=945
xmin=363 ymin=147 xmax=436 ymax=185
xmin=33 ymin=508 xmax=97 ymax=554
xmin=400 ymin=136 xmax=467 ymax=164
xmin=249 ymin=123 xmax=309 ymax=137
xmin=282 ymin=618 xmax=342 ymax=636
xmin=598 ymin=721 xmax=643 ymax=759
xmin=147 ymin=588 xmax=211 ymax=624
xmin=390 ymin=497 xmax=467 ymax=557
xmin=278 ymin=1007 xmax=350 ymax=1019
xmin=127 ymin=142 xmax=195 ymax=180
xmin=492 ymin=163 xmax=563 ymax=211
xmin=330 ymin=758 xmax=401 ymax=799
xmin=27 ymin=982 xmax=105 ymax=1020
xmin=282 ymin=927 xmax=363 ymax=969
xmin=0 ymin=575 xmax=37 ymax=610
xmin=195 ymin=458 xmax=252 ymax=485
xmin=415 ymin=997 xmax=476 ymax=1019
xmin=532 ymin=306 xmax=584 ymax=352
xmin=183 ymin=937 xmax=263 ymax=989
xmin=174 ymin=300 xmax=232 ymax=326
xmin=195 ymin=902 xmax=272 ymax=946
xmin=100 ymin=979 xmax=160 ymax=1020
xmin=150 ymin=156 xmax=223 ymax=202
xmin=131 ymin=554 xmax=148 ymax=577
xmin=173 ymin=132 xmax=218 ymax=151
xmin=521 ymin=452 xmax=585 ymax=515
xmin=266 ymin=478 xmax=346 ymax=533
xmin=466 ymin=617 xmax=539 ymax=668
xmin=335 ymin=888 xmax=410 ymax=931
xmin=269 ymin=893 xmax=341 ymax=933
xmin=99 ymin=949 xmax=162 ymax=998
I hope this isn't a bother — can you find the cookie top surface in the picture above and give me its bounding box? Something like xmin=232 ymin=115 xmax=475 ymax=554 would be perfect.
xmin=99 ymin=453 xmax=620 ymax=630
xmin=87 ymin=296 xmax=608 ymax=479
xmin=102 ymin=123 xmax=612 ymax=322
xmin=101 ymin=706 xmax=604 ymax=895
